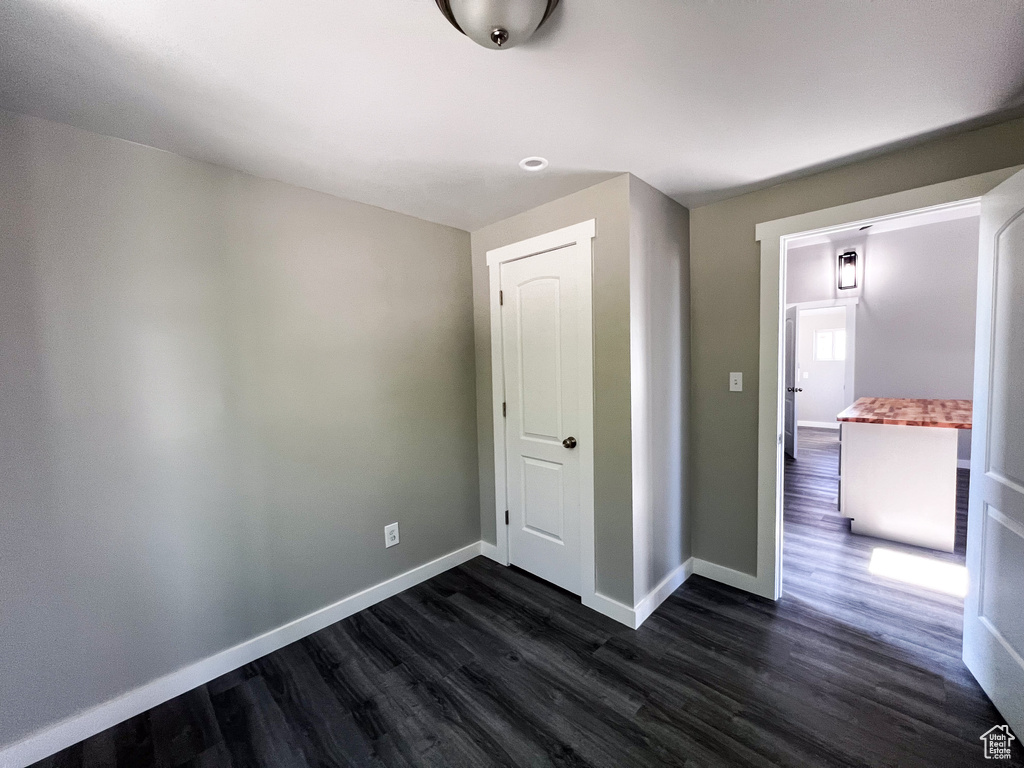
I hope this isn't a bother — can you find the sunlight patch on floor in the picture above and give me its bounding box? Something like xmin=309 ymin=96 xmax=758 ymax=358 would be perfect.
xmin=868 ymin=547 xmax=968 ymax=597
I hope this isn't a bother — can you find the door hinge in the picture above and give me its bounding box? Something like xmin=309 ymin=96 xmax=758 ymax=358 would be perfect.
xmin=505 ymin=510 xmax=509 ymax=525
xmin=499 ymin=290 xmax=503 ymax=306
xmin=502 ymin=401 xmax=506 ymax=418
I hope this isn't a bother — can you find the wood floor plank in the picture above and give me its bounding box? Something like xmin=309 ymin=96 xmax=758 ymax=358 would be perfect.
xmin=209 ymin=677 xmax=310 ymax=768
xmin=149 ymin=687 xmax=224 ymax=768
xmin=254 ymin=643 xmax=375 ymax=768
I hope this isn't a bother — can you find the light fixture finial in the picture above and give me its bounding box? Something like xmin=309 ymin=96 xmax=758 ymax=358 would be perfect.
xmin=435 ymin=0 xmax=560 ymax=50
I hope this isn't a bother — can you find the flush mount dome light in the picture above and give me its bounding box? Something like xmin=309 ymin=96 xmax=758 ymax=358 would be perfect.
xmin=519 ymin=156 xmax=549 ymax=172
xmin=435 ymin=0 xmax=560 ymax=49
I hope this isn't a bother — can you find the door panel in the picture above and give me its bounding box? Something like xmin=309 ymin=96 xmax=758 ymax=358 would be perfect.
xmin=963 ymin=169 xmax=1024 ymax=739
xmin=522 ymin=457 xmax=565 ymax=541
xmin=980 ymin=506 xmax=1024 ymax=658
xmin=784 ymin=305 xmax=798 ymax=459
xmin=988 ymin=213 xmax=1024 ymax=487
xmin=518 ymin=278 xmax=562 ymax=439
xmin=502 ymin=246 xmax=583 ymax=595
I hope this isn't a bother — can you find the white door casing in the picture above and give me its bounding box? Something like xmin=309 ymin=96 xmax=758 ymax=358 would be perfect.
xmin=963 ymin=169 xmax=1024 ymax=739
xmin=485 ymin=220 xmax=596 ymax=603
xmin=501 ymin=247 xmax=583 ymax=594
xmin=784 ymin=305 xmax=799 ymax=459
xmin=755 ymin=169 xmax=1017 ymax=602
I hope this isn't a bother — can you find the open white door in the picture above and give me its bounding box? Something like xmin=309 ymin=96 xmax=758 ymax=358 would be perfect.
xmin=784 ymin=305 xmax=799 ymax=459
xmin=963 ymin=168 xmax=1024 ymax=739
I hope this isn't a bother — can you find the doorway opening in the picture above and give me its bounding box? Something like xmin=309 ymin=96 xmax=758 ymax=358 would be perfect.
xmin=756 ymin=166 xmax=1024 ymax=738
xmin=778 ymin=198 xmax=978 ymax=581
xmin=780 ymin=201 xmax=980 ymax=610
xmin=783 ymin=301 xmax=857 ymax=459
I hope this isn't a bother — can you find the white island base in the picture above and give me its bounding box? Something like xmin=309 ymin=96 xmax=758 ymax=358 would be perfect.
xmin=840 ymin=421 xmax=958 ymax=553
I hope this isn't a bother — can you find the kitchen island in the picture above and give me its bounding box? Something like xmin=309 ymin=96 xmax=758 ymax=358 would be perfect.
xmin=837 ymin=397 xmax=972 ymax=552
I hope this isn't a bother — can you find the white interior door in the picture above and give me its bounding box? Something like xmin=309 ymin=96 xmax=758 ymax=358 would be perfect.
xmin=501 ymin=246 xmax=584 ymax=595
xmin=784 ymin=305 xmax=799 ymax=459
xmin=963 ymin=168 xmax=1024 ymax=739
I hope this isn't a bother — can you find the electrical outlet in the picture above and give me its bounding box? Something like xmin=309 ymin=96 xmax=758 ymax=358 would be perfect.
xmin=729 ymin=372 xmax=743 ymax=392
xmin=384 ymin=522 xmax=399 ymax=548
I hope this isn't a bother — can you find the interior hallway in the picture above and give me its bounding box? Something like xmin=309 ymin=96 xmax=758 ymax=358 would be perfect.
xmin=33 ymin=428 xmax=1016 ymax=768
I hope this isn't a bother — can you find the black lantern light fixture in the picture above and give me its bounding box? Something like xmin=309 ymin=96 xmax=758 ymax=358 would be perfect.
xmin=435 ymin=0 xmax=561 ymax=49
xmin=838 ymin=249 xmax=858 ymax=290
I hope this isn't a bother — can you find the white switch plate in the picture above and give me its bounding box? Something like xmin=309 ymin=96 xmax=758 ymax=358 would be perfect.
xmin=384 ymin=522 xmax=399 ymax=548
xmin=729 ymin=372 xmax=743 ymax=392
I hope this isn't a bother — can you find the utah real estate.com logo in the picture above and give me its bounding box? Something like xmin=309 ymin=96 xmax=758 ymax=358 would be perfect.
xmin=980 ymin=725 xmax=1016 ymax=760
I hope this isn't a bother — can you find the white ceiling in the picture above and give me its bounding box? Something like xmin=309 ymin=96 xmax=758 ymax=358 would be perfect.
xmin=1 ymin=0 xmax=1022 ymax=231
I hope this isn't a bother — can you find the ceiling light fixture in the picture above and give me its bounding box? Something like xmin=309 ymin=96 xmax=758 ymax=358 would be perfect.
xmin=519 ymin=156 xmax=549 ymax=172
xmin=435 ymin=0 xmax=560 ymax=49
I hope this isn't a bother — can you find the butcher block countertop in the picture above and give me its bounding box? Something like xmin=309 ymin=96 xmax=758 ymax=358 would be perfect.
xmin=836 ymin=397 xmax=973 ymax=430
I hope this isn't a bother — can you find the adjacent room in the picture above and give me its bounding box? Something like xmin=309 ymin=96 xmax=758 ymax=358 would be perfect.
xmin=780 ymin=204 xmax=982 ymax=663
xmin=1 ymin=1 xmax=1023 ymax=766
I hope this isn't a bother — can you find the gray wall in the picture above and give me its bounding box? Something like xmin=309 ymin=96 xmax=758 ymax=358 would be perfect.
xmin=627 ymin=176 xmax=691 ymax=602
xmin=471 ymin=175 xmax=635 ymax=605
xmin=856 ymin=220 xmax=979 ymax=414
xmin=787 ymin=244 xmax=842 ymax=305
xmin=690 ymin=116 xmax=1024 ymax=576
xmin=796 ymin=307 xmax=847 ymax=425
xmin=0 ymin=112 xmax=479 ymax=750
xmin=787 ymin=216 xmax=979 ymax=458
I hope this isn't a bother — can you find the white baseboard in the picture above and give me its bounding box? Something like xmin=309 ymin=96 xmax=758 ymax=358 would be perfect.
xmin=479 ymin=540 xmax=504 ymax=563
xmin=798 ymin=420 xmax=840 ymax=429
xmin=583 ymin=558 xmax=694 ymax=630
xmin=691 ymin=558 xmax=761 ymax=594
xmin=482 ymin=544 xmax=692 ymax=630
xmin=633 ymin=558 xmax=694 ymax=627
xmin=582 ymin=591 xmax=638 ymax=628
xmin=0 ymin=541 xmax=482 ymax=768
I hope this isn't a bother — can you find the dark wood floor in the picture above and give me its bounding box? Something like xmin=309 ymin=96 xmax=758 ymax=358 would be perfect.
xmin=34 ymin=428 xmax=1019 ymax=767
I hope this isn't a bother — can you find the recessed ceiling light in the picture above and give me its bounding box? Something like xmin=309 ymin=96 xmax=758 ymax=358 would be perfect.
xmin=519 ymin=156 xmax=549 ymax=172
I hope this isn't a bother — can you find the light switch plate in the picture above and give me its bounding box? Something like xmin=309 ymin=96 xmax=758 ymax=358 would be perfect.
xmin=384 ymin=522 xmax=399 ymax=548
xmin=729 ymin=372 xmax=743 ymax=392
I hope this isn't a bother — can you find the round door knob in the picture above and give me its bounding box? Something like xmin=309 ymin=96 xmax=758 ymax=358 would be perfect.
xmin=562 ymin=436 xmax=577 ymax=449
xmin=787 ymin=387 xmax=794 ymax=392
xmin=796 ymin=388 xmax=804 ymax=393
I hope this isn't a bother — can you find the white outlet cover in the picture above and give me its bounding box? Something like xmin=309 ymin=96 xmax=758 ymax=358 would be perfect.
xmin=384 ymin=522 xmax=399 ymax=548
xmin=729 ymin=372 xmax=743 ymax=392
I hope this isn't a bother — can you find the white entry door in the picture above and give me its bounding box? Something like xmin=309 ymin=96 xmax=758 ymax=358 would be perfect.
xmin=784 ymin=305 xmax=799 ymax=459
xmin=963 ymin=168 xmax=1024 ymax=739
xmin=501 ymin=245 xmax=586 ymax=595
